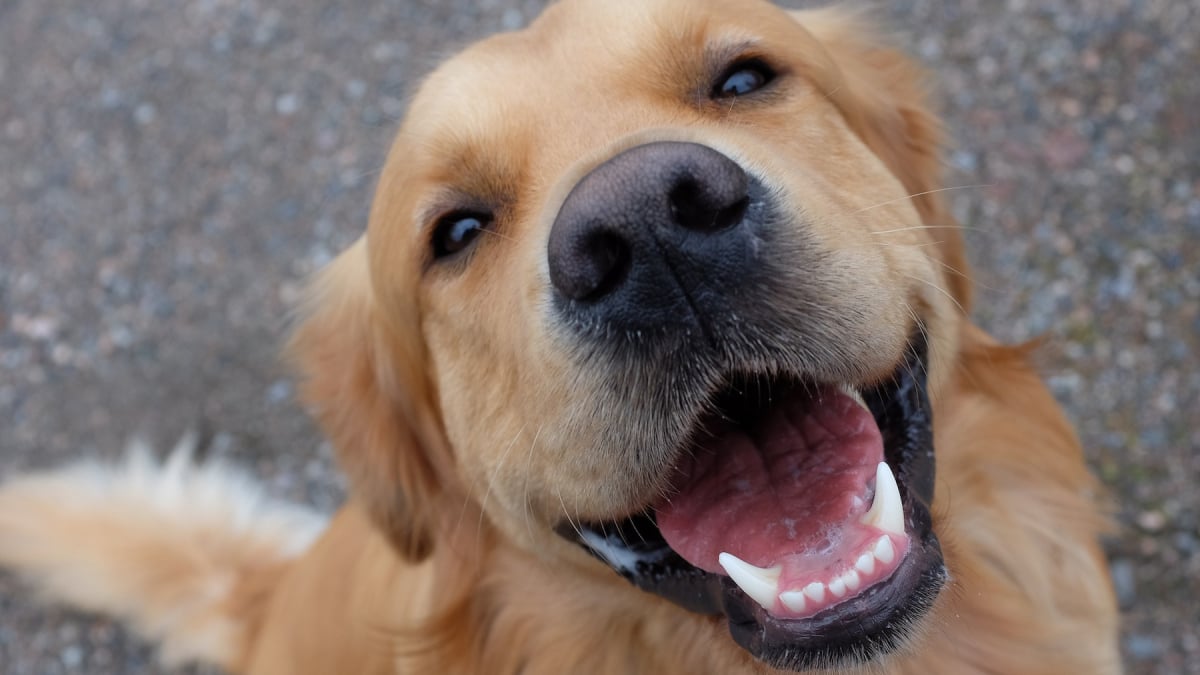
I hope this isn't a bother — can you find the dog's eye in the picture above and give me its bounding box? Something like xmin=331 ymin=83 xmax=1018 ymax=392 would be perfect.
xmin=712 ymin=58 xmax=775 ymax=99
xmin=432 ymin=211 xmax=491 ymax=259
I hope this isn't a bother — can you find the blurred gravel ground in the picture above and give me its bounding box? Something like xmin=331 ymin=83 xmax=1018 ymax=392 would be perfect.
xmin=0 ymin=0 xmax=1196 ymax=673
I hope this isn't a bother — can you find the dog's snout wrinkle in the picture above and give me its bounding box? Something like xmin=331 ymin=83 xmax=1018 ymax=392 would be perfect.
xmin=645 ymin=227 xmax=721 ymax=349
xmin=548 ymin=141 xmax=757 ymax=335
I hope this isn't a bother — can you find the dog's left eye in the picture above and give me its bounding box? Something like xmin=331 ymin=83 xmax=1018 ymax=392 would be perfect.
xmin=712 ymin=58 xmax=776 ymax=99
xmin=432 ymin=211 xmax=491 ymax=259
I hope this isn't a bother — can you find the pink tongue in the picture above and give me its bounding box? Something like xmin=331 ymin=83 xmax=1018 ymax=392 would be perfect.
xmin=657 ymin=386 xmax=883 ymax=574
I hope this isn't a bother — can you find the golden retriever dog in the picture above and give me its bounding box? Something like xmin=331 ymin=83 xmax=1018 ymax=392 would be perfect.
xmin=0 ymin=0 xmax=1122 ymax=673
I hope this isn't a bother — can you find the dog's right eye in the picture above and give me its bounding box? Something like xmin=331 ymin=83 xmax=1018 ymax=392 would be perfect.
xmin=431 ymin=211 xmax=491 ymax=259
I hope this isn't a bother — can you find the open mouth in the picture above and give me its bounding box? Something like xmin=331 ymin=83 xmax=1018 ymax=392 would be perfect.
xmin=556 ymin=335 xmax=945 ymax=671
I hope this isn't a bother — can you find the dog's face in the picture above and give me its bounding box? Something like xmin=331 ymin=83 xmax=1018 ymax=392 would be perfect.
xmin=295 ymin=0 xmax=970 ymax=670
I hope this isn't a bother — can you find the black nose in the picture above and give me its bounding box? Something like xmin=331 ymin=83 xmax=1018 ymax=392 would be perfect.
xmin=548 ymin=142 xmax=757 ymax=332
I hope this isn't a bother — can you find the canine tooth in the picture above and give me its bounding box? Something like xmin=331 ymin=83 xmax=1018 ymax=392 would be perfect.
xmin=837 ymin=383 xmax=869 ymax=411
xmin=802 ymin=582 xmax=826 ymax=604
xmin=779 ymin=590 xmax=808 ymax=613
xmin=859 ymin=462 xmax=905 ymax=535
xmin=827 ymin=576 xmax=847 ymax=598
xmin=719 ymin=553 xmax=781 ymax=610
xmin=841 ymin=569 xmax=862 ymax=592
xmin=873 ymin=536 xmax=896 ymax=564
xmin=855 ymin=551 xmax=876 ymax=576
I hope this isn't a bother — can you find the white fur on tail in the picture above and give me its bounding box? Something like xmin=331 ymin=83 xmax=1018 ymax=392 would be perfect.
xmin=0 ymin=436 xmax=327 ymax=669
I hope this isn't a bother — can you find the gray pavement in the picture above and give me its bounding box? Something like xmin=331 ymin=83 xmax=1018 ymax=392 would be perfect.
xmin=1 ymin=0 xmax=1197 ymax=673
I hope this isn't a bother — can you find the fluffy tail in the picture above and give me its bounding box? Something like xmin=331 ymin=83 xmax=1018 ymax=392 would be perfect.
xmin=0 ymin=437 xmax=327 ymax=671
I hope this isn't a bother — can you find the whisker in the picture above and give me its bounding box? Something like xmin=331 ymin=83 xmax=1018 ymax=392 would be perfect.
xmin=474 ymin=424 xmax=529 ymax=549
xmin=851 ymin=240 xmax=981 ymax=284
xmin=480 ymin=228 xmax=517 ymax=243
xmin=904 ymin=273 xmax=967 ymax=316
xmin=897 ymin=333 xmax=922 ymax=409
xmin=870 ymin=223 xmax=994 ymax=236
xmin=836 ymin=240 xmax=997 ymax=297
xmin=911 ymin=324 xmax=933 ymax=416
xmin=520 ymin=424 xmax=545 ymax=544
xmin=555 ymin=488 xmax=585 ymax=542
xmin=852 ymin=184 xmax=992 ymax=215
xmin=853 ymin=240 xmax=945 ymax=249
xmin=899 ymin=299 xmax=923 ymax=335
xmin=817 ymin=83 xmax=845 ymax=105
xmin=927 ymin=255 xmax=979 ymax=285
xmin=619 ymin=517 xmax=636 ymax=549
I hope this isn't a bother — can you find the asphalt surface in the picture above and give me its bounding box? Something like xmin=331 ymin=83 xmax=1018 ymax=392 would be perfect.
xmin=1 ymin=0 xmax=1197 ymax=673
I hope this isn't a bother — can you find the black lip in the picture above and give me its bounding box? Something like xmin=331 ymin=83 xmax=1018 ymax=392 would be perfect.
xmin=555 ymin=334 xmax=944 ymax=671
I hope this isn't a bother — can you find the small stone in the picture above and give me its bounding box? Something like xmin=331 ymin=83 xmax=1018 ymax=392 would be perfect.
xmin=275 ymin=93 xmax=300 ymax=116
xmin=1174 ymin=531 xmax=1199 ymax=555
xmin=1136 ymin=510 xmax=1167 ymax=532
xmin=1138 ymin=537 xmax=1160 ymax=556
xmin=133 ymin=102 xmax=156 ymax=125
xmin=5 ymin=118 xmax=26 ymax=140
xmin=1125 ymin=635 xmax=1162 ymax=661
xmin=345 ymin=79 xmax=367 ymax=100
xmin=1042 ymin=128 xmax=1088 ymax=170
xmin=266 ymin=380 xmax=292 ymax=405
xmin=12 ymin=314 xmax=58 ymax=341
xmin=501 ymin=8 xmax=524 ymax=30
xmin=1108 ymin=558 xmax=1136 ymax=609
xmin=60 ymin=645 xmax=83 ymax=667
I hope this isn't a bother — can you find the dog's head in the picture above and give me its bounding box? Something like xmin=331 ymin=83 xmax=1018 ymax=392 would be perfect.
xmin=292 ymin=0 xmax=970 ymax=670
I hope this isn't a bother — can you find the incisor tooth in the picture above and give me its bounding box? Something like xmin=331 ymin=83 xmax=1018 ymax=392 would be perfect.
xmin=802 ymin=582 xmax=826 ymax=604
xmin=827 ymin=576 xmax=847 ymax=598
xmin=779 ymin=590 xmax=808 ymax=613
xmin=855 ymin=552 xmax=876 ymax=576
xmin=859 ymin=462 xmax=905 ymax=535
xmin=719 ymin=552 xmax=781 ymax=611
xmin=873 ymin=536 xmax=896 ymax=564
xmin=842 ymin=568 xmax=862 ymax=592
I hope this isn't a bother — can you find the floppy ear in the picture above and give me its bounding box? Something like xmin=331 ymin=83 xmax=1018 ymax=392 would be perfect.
xmin=287 ymin=237 xmax=444 ymax=560
xmin=792 ymin=8 xmax=972 ymax=312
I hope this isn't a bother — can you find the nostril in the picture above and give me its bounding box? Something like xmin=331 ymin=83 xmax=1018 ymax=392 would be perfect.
xmin=669 ymin=181 xmax=749 ymax=234
xmin=550 ymin=227 xmax=632 ymax=302
xmin=713 ymin=196 xmax=749 ymax=232
xmin=579 ymin=229 xmax=631 ymax=301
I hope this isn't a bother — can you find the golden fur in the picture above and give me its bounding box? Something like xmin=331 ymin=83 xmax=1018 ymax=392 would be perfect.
xmin=0 ymin=1 xmax=1120 ymax=673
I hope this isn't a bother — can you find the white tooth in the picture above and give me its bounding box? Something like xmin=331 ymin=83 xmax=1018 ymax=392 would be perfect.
xmin=837 ymin=383 xmax=869 ymax=411
xmin=779 ymin=590 xmax=808 ymax=613
xmin=719 ymin=553 xmax=781 ymax=611
xmin=827 ymin=576 xmax=847 ymax=598
xmin=841 ymin=569 xmax=862 ymax=592
xmin=855 ymin=552 xmax=876 ymax=576
xmin=859 ymin=462 xmax=905 ymax=535
xmin=873 ymin=536 xmax=896 ymax=564
xmin=802 ymin=582 xmax=826 ymax=604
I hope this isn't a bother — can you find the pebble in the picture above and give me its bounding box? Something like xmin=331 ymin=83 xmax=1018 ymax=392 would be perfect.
xmin=1137 ymin=510 xmax=1169 ymax=533
xmin=1108 ymin=558 xmax=1137 ymax=609
xmin=1125 ymin=635 xmax=1163 ymax=661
